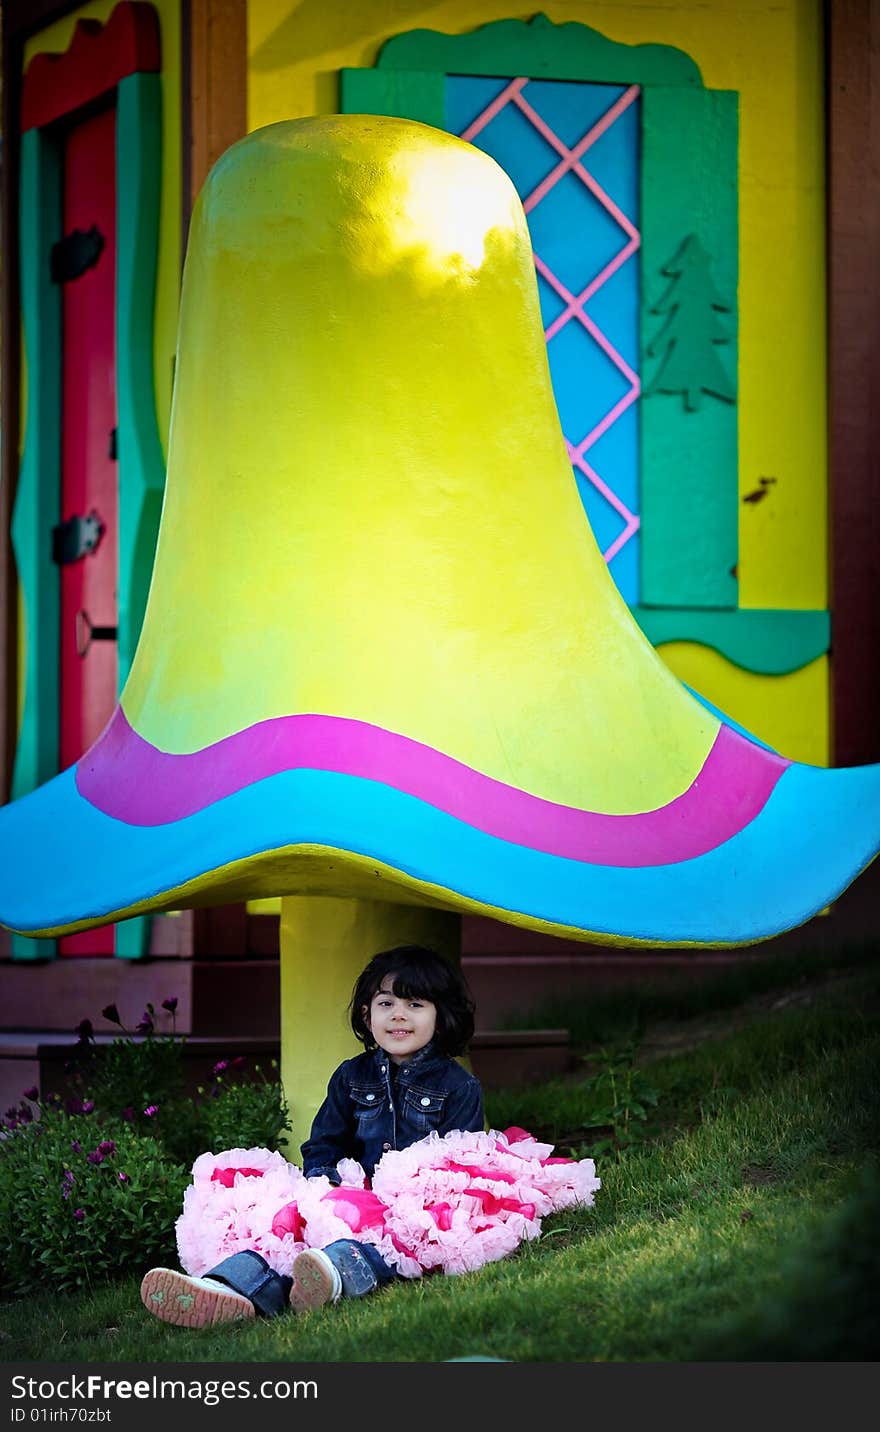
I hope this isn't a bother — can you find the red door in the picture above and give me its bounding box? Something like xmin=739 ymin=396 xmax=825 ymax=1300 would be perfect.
xmin=58 ymin=104 xmax=119 ymax=957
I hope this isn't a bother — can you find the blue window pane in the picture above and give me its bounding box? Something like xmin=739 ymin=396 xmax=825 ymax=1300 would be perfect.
xmin=447 ymin=74 xmax=641 ymax=604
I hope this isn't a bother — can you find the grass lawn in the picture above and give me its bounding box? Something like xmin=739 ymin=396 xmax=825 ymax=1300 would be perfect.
xmin=2 ymin=949 xmax=877 ymax=1363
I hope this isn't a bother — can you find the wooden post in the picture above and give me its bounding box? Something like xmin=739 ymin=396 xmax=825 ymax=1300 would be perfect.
xmin=182 ymin=0 xmax=247 ymax=244
xmin=183 ymin=0 xmax=248 ymax=959
xmin=827 ymin=0 xmax=880 ymax=765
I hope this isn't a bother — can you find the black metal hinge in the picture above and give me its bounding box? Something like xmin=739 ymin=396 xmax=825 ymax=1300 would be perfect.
xmin=50 ymin=225 xmax=105 ymax=283
xmin=52 ymin=510 xmax=105 ymax=566
xmin=75 ymin=611 xmax=118 ymax=658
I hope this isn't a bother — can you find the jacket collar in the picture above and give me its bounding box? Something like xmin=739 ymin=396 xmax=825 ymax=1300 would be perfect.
xmin=370 ymin=1040 xmax=439 ymax=1082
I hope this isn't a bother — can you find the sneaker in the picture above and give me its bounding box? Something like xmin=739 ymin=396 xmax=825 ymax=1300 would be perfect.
xmin=288 ymin=1249 xmax=343 ymax=1313
xmin=140 ymin=1267 xmax=256 ymax=1328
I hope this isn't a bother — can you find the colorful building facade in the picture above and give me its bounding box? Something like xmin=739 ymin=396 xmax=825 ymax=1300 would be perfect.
xmin=1 ymin=1 xmax=877 ymax=1101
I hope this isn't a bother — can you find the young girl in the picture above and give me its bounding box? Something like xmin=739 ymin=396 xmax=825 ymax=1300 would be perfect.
xmin=140 ymin=945 xmax=599 ymax=1327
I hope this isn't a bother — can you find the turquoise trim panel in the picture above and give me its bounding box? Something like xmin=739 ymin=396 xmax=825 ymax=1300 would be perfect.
xmin=11 ymin=130 xmax=62 ymax=799
xmin=378 ymin=14 xmax=703 ymax=88
xmin=640 ymin=85 xmax=739 ymax=609
xmin=339 ymin=67 xmax=444 ymax=126
xmin=115 ymin=71 xmax=165 ymax=691
xmin=114 ymin=71 xmax=165 ymax=961
xmin=10 ymin=128 xmax=63 ymax=961
xmin=634 ymin=607 xmax=830 ymax=675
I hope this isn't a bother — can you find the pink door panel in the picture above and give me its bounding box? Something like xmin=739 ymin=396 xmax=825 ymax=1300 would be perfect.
xmin=58 ymin=104 xmax=118 ymax=957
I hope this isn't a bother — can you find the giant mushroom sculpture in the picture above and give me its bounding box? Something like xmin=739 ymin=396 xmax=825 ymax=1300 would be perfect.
xmin=2 ymin=115 xmax=879 ymax=1140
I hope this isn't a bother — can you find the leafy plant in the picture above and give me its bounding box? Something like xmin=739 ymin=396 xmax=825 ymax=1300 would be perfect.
xmin=576 ymin=1041 xmax=660 ymax=1159
xmin=191 ymin=1059 xmax=291 ymax=1159
xmin=64 ymin=1001 xmax=186 ymax=1139
xmin=0 ymin=1000 xmax=292 ymax=1298
xmin=0 ymin=1099 xmax=188 ymax=1296
xmin=46 ymin=1001 xmax=292 ymax=1167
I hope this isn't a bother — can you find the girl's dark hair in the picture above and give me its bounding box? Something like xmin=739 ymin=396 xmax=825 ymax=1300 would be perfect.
xmin=349 ymin=945 xmax=476 ymax=1056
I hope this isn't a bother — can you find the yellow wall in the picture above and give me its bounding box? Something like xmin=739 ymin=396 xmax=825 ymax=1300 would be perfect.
xmin=25 ymin=0 xmax=182 ymax=455
xmin=23 ymin=3 xmax=828 ymax=767
xmin=657 ymin=645 xmax=828 ymax=768
xmin=247 ymin=1 xmax=829 ymax=766
xmin=248 ymin=0 xmax=826 ymax=617
xmin=23 ymin=4 xmax=826 ymax=636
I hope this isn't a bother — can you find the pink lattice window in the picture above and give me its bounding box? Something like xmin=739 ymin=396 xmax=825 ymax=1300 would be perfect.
xmin=450 ymin=74 xmax=642 ymax=601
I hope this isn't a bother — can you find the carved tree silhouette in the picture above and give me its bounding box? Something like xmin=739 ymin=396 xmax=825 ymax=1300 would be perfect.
xmin=646 ymin=234 xmax=736 ymax=412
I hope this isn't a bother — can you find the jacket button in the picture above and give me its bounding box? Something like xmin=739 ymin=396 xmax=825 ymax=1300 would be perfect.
xmin=366 ymin=1093 xmax=375 ymax=1101
xmin=383 ymin=1142 xmax=391 ymax=1150
xmin=389 ymin=1103 xmax=393 ymax=1111
xmin=380 ymin=1065 xmax=386 ymax=1073
xmin=421 ymin=1096 xmax=431 ymax=1106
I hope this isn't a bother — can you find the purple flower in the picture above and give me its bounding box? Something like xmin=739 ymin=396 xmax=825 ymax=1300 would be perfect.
xmin=135 ymin=1017 xmax=154 ymax=1035
xmin=61 ymin=1185 xmax=71 ymax=1200
xmin=143 ymin=1104 xmax=159 ymax=1118
xmin=73 ymin=1208 xmax=85 ymax=1222
xmin=101 ymin=1003 xmax=123 ymax=1027
xmin=97 ymin=1139 xmax=116 ymax=1157
xmin=87 ymin=1150 xmax=104 ymax=1165
xmin=62 ymin=1169 xmax=75 ymax=1184
xmin=117 ymin=1172 xmax=130 ymax=1184
xmin=76 ymin=1019 xmax=94 ymax=1042
xmin=212 ymin=1059 xmax=229 ymax=1076
xmin=231 ymin=1056 xmax=246 ymax=1069
xmin=81 ymin=1099 xmax=94 ymax=1114
xmin=22 ymin=1086 xmax=39 ymax=1102
xmin=70 ymin=1140 xmax=82 ymax=1153
xmin=18 ymin=1105 xmax=33 ymax=1124
xmin=161 ymin=997 xmax=178 ymax=1014
xmin=4 ymin=1106 xmax=17 ymax=1121
xmin=121 ymin=1106 xmax=134 ymax=1122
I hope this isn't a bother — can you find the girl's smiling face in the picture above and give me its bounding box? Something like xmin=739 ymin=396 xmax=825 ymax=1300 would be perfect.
xmin=365 ymin=973 xmax=437 ymax=1064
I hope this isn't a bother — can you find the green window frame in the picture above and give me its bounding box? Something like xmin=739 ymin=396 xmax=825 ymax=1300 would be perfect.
xmin=339 ymin=13 xmax=829 ymax=674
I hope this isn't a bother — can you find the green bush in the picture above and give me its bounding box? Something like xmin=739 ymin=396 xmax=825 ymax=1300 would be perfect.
xmin=68 ymin=1002 xmax=186 ymax=1141
xmin=54 ymin=1001 xmax=292 ymax=1167
xmin=0 ymin=1105 xmax=188 ymax=1295
xmin=189 ymin=1062 xmax=292 ymax=1160
xmin=0 ymin=1001 xmax=292 ymax=1297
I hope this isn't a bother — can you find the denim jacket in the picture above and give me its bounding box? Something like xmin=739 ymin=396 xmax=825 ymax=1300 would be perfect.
xmin=300 ymin=1042 xmax=484 ymax=1182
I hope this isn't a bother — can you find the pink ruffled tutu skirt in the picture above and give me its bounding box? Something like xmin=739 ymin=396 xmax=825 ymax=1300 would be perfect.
xmin=175 ymin=1128 xmax=600 ymax=1280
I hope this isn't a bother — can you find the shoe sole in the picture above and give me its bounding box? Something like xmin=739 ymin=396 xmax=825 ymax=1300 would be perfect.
xmin=289 ymin=1251 xmax=338 ymax=1312
xmin=140 ymin=1268 xmax=256 ymax=1328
